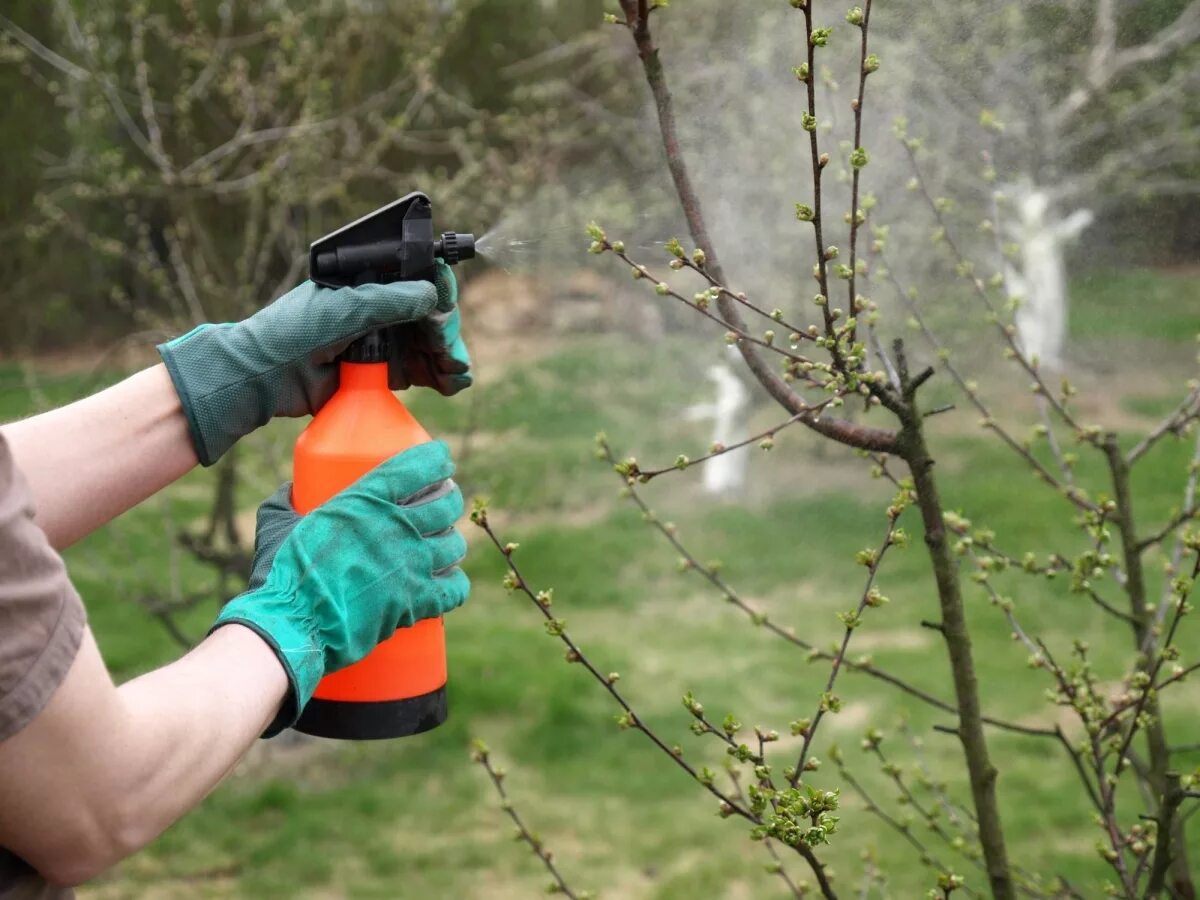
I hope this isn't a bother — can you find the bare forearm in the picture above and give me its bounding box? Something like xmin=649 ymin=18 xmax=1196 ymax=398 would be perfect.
xmin=110 ymin=625 xmax=288 ymax=839
xmin=1 ymin=365 xmax=198 ymax=549
xmin=0 ymin=626 xmax=287 ymax=885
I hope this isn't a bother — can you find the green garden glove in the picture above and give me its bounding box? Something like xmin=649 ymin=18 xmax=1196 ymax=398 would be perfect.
xmin=158 ymin=261 xmax=471 ymax=467
xmin=212 ymin=441 xmax=469 ymax=736
xmin=388 ymin=260 xmax=473 ymax=397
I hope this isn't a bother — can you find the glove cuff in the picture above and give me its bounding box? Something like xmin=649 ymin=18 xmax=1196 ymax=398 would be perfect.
xmin=158 ymin=335 xmax=222 ymax=467
xmin=211 ymin=596 xmax=323 ymax=738
xmin=159 ymin=325 xmax=248 ymax=467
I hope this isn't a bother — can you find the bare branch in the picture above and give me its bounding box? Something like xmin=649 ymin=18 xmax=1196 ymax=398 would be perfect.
xmin=613 ymin=1 xmax=898 ymax=456
xmin=1127 ymin=388 xmax=1200 ymax=466
xmin=471 ymin=743 xmax=586 ymax=900
xmin=789 ymin=513 xmax=904 ymax=786
xmin=1052 ymin=1 xmax=1200 ymax=127
xmin=472 ymin=506 xmax=756 ymax=824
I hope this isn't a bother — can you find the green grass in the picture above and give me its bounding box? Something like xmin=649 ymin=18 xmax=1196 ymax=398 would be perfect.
xmin=4 ymin=270 xmax=1198 ymax=898
xmin=1070 ymin=267 xmax=1200 ymax=344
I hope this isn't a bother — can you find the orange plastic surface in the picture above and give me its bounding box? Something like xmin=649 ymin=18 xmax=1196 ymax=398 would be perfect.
xmin=293 ymin=361 xmax=447 ymax=703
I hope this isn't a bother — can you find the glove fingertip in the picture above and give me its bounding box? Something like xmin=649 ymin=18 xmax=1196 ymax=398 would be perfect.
xmin=441 ymin=373 xmax=473 ymax=396
xmin=434 ymin=260 xmax=459 ymax=307
xmin=425 ymin=439 xmax=457 ymax=480
xmin=262 ymin=481 xmax=300 ymax=520
xmin=367 ymin=440 xmax=456 ymax=501
xmin=438 ymin=566 xmax=471 ymax=613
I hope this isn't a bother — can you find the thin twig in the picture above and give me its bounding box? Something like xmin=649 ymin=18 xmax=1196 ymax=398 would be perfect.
xmin=631 ymin=413 xmax=808 ymax=481
xmin=474 ymin=508 xmax=757 ymax=822
xmin=845 ymin=0 xmax=875 ymax=349
xmin=901 ymin=142 xmax=1092 ymax=443
xmin=472 ymin=743 xmax=585 ymax=900
xmin=1127 ymin=387 xmax=1200 ymax=466
xmin=790 ymin=515 xmax=904 ymax=786
xmin=876 ymin=248 xmax=1099 ymax=515
xmin=603 ymin=440 xmax=1057 ymax=741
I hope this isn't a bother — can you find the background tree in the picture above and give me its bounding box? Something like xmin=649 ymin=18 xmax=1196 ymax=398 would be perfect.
xmin=471 ymin=2 xmax=1200 ymax=897
xmin=0 ymin=0 xmax=621 ymax=641
xmin=880 ymin=0 xmax=1200 ymax=368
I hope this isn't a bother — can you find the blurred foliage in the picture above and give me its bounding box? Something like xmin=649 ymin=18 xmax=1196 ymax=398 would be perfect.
xmin=0 ymin=0 xmax=636 ymax=354
xmin=0 ymin=1 xmax=1194 ymax=361
xmin=874 ymin=0 xmax=1199 ymax=263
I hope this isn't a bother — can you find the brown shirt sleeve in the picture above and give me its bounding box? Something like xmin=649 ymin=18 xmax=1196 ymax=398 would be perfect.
xmin=0 ymin=432 xmax=86 ymax=744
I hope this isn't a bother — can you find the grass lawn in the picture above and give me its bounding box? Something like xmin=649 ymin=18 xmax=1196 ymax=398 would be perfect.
xmin=3 ymin=268 xmax=1198 ymax=898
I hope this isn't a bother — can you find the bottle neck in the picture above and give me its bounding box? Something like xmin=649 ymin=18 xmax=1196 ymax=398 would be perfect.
xmin=341 ymin=329 xmax=389 ymax=363
xmin=338 ymin=359 xmax=391 ymax=391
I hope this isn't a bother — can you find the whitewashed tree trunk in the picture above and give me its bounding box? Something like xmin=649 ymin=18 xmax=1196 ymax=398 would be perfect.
xmin=684 ymin=361 xmax=751 ymax=495
xmin=1004 ymin=185 xmax=1093 ymax=372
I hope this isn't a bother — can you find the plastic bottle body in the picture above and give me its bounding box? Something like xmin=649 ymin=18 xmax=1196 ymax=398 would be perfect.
xmin=291 ymin=361 xmax=448 ymax=739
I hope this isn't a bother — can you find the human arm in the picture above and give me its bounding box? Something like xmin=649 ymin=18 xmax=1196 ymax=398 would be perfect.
xmin=0 ymin=624 xmax=286 ymax=887
xmin=1 ymin=265 xmax=471 ymax=549
xmin=0 ymin=442 xmax=468 ymax=885
xmin=1 ymin=365 xmax=197 ymax=550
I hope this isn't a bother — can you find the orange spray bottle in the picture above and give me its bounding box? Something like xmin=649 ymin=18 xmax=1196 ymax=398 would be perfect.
xmin=291 ymin=193 xmax=475 ymax=740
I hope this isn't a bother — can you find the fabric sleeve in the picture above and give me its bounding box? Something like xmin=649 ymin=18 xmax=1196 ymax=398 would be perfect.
xmin=0 ymin=432 xmax=86 ymax=743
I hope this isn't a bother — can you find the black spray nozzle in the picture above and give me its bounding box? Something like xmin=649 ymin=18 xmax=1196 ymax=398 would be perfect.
xmin=309 ymin=192 xmax=475 ymax=289
xmin=435 ymin=231 xmax=475 ymax=266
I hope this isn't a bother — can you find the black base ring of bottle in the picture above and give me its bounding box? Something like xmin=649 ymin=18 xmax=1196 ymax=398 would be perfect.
xmin=293 ymin=684 xmax=448 ymax=740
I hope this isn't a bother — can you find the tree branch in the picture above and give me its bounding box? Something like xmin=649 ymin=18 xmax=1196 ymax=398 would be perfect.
xmin=614 ymin=0 xmax=898 ymax=455
xmin=896 ymin=340 xmax=1015 ymax=900
xmin=472 ymin=742 xmax=586 ymax=900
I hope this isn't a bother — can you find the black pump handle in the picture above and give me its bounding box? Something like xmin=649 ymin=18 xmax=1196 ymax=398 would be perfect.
xmin=309 ymin=192 xmax=475 ymax=289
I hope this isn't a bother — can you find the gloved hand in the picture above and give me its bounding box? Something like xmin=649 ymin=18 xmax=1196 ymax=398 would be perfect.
xmin=387 ymin=260 xmax=472 ymax=396
xmin=159 ymin=261 xmax=472 ymax=467
xmin=212 ymin=441 xmax=469 ymax=736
